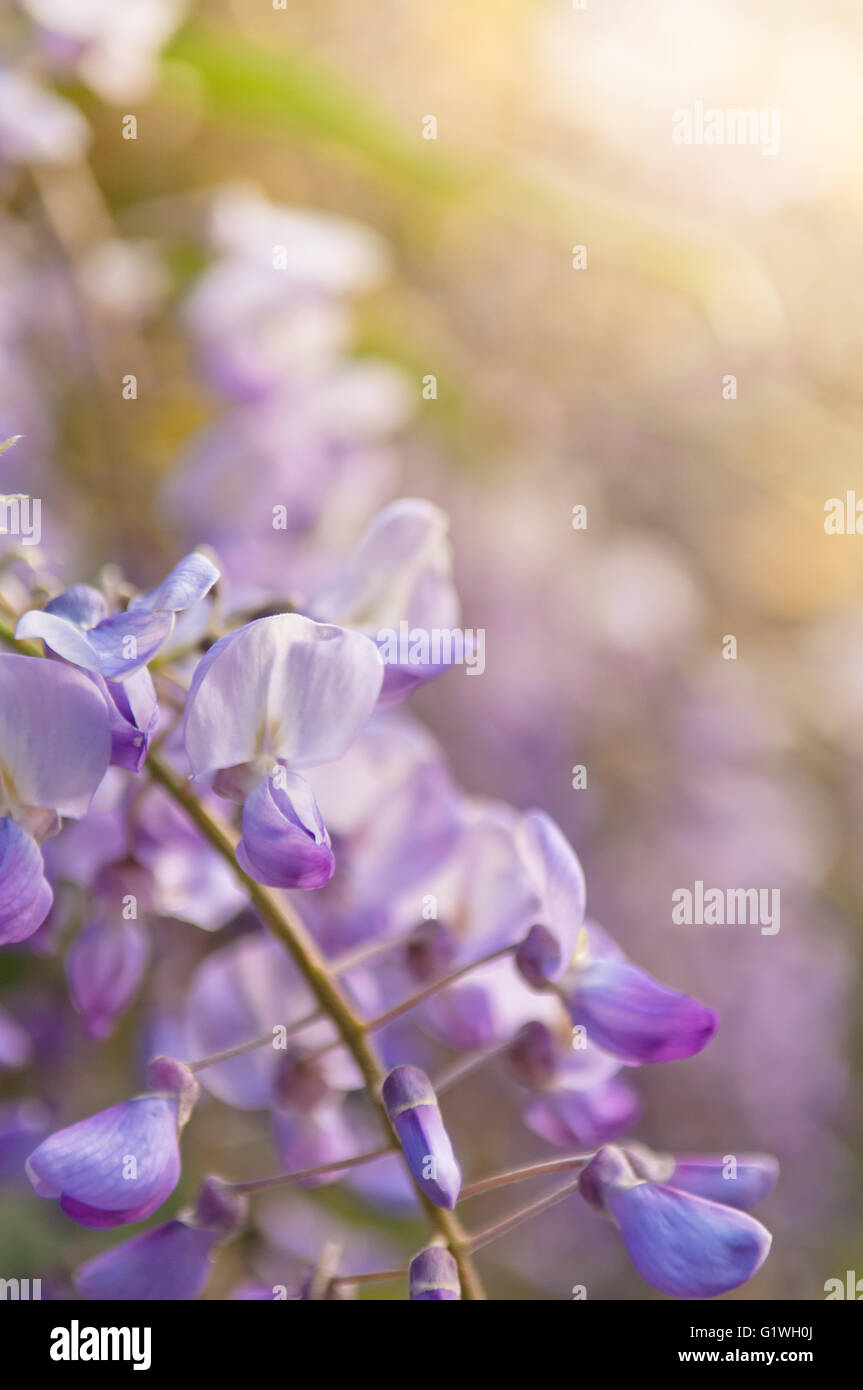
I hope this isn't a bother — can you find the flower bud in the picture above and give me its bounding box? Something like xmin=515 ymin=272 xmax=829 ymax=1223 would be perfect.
xmin=409 ymin=1247 xmax=460 ymax=1300
xmin=189 ymin=1176 xmax=248 ymax=1240
xmin=382 ymin=1065 xmax=461 ymax=1209
xmin=145 ymin=1055 xmax=199 ymax=1127
xmin=404 ymin=921 xmax=457 ymax=983
xmin=506 ymin=1021 xmax=557 ymax=1088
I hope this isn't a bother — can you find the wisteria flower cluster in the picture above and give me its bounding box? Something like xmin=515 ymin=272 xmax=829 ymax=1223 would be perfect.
xmin=0 ymin=469 xmax=777 ymax=1300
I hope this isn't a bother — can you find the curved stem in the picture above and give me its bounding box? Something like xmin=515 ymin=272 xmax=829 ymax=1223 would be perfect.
xmin=467 ymin=1176 xmax=584 ymax=1254
xmin=146 ymin=750 xmax=486 ymax=1300
xmin=460 ymin=1152 xmax=593 ymax=1200
xmin=231 ymin=1143 xmax=395 ymax=1193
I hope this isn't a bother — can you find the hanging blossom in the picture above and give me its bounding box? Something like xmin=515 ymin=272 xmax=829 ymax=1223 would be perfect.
xmin=183 ymin=613 xmax=383 ymax=889
xmin=0 ymin=524 xmax=777 ymax=1302
xmin=16 ymin=551 xmax=219 ymax=771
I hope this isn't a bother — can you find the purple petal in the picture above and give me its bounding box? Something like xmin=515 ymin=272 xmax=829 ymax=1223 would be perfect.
xmin=134 ymin=551 xmax=220 ymax=614
xmin=26 ymin=1096 xmax=180 ymax=1227
xmin=75 ymin=1221 xmax=216 ymax=1300
xmin=184 ymin=615 xmax=383 ymax=777
xmin=65 ymin=919 xmax=150 ymax=1039
xmin=307 ymin=499 xmax=459 ymax=632
xmin=271 ymin=1103 xmax=357 ymax=1187
xmin=516 ymin=811 xmax=586 ymax=983
xmin=0 ymin=819 xmax=52 ymax=944
xmin=15 ymin=610 xmax=102 ymax=670
xmin=236 ymin=772 xmax=334 ymax=889
xmin=43 ymin=585 xmax=108 ymax=629
xmin=524 ymin=1078 xmax=642 ymax=1149
xmin=0 ymin=655 xmax=111 ymax=818
xmin=103 ymin=668 xmax=159 ymax=771
xmin=0 ymin=1006 xmax=30 ymax=1067
xmin=86 ymin=608 xmax=175 ymax=679
xmin=668 ymin=1155 xmax=779 ymax=1211
xmin=609 ymin=1182 xmax=773 ymax=1298
xmin=568 ymin=958 xmax=719 ymax=1063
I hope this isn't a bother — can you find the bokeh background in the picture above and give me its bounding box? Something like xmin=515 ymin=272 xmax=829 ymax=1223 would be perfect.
xmin=1 ymin=0 xmax=862 ymax=1298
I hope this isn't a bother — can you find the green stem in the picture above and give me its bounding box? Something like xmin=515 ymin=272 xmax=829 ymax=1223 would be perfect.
xmin=146 ymin=750 xmax=486 ymax=1300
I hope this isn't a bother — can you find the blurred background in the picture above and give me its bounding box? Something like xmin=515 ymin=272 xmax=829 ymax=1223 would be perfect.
xmin=1 ymin=0 xmax=862 ymax=1298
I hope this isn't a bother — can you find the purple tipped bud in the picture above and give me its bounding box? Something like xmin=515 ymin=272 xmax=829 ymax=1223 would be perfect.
xmin=145 ymin=1055 xmax=199 ymax=1127
xmin=189 ymin=1176 xmax=248 ymax=1239
xmin=65 ymin=918 xmax=150 ymax=1040
xmin=272 ymin=1052 xmax=333 ymax=1112
xmin=506 ymin=1021 xmax=557 ymax=1088
xmin=515 ymin=924 xmax=563 ymax=991
xmin=404 ymin=921 xmax=457 ymax=983
xmin=409 ymin=1247 xmax=461 ymax=1300
xmin=382 ymin=1065 xmax=461 ymax=1210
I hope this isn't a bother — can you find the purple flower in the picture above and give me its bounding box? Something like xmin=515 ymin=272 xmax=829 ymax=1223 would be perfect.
xmin=236 ymin=770 xmax=334 ymax=889
xmin=0 ymin=654 xmax=111 ymax=943
xmin=382 ymin=1065 xmax=461 ymax=1210
xmin=514 ymin=811 xmax=587 ymax=986
xmin=579 ymin=1145 xmax=773 ymax=1298
xmin=65 ymin=918 xmax=150 ymax=1039
xmin=507 ymin=1021 xmax=640 ymax=1148
xmin=74 ymin=1176 xmax=247 ymax=1301
xmin=16 ymin=552 xmax=219 ymax=681
xmin=76 ymin=1219 xmax=216 ymax=1301
xmin=307 ymin=499 xmax=462 ymax=707
xmin=185 ymin=934 xmax=360 ymax=1109
xmin=184 ymin=614 xmax=382 ymax=888
xmin=553 ymin=923 xmax=719 ymax=1064
xmin=409 ymin=1247 xmax=460 ymax=1300
xmin=26 ymin=1056 xmax=198 ymax=1228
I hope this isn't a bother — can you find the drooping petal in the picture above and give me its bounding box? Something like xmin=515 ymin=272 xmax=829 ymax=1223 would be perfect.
xmin=75 ymin=1221 xmax=216 ymax=1301
xmin=0 ymin=655 xmax=111 ymax=818
xmin=382 ymin=1065 xmax=461 ymax=1209
xmin=608 ymin=1182 xmax=773 ymax=1299
xmin=566 ymin=957 xmax=719 ymax=1063
xmin=102 ymin=668 xmax=159 ymax=771
xmin=666 ymin=1154 xmax=779 ymax=1211
xmin=133 ymin=551 xmax=220 ymax=614
xmin=26 ymin=1096 xmax=181 ymax=1227
xmin=15 ymin=610 xmax=102 ymax=671
xmin=184 ymin=615 xmax=383 ymax=776
xmin=65 ymin=919 xmax=150 ymax=1039
xmin=236 ymin=772 xmax=334 ymax=889
xmin=0 ymin=818 xmax=53 ymax=944
xmin=515 ymin=811 xmax=587 ymax=984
